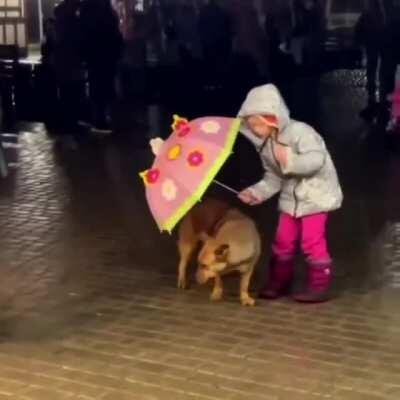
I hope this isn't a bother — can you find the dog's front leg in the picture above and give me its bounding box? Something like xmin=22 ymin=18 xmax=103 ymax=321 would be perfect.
xmin=210 ymin=274 xmax=223 ymax=301
xmin=240 ymin=268 xmax=255 ymax=306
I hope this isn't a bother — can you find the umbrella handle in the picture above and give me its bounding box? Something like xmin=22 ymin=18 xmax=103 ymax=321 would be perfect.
xmin=213 ymin=180 xmax=239 ymax=195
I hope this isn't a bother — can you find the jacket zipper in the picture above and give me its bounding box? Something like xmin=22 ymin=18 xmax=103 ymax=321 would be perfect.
xmin=293 ymin=181 xmax=299 ymax=217
xmin=270 ymin=139 xmax=299 ymax=216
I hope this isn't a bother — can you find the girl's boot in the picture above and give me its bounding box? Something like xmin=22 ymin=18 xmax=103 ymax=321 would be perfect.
xmin=259 ymin=258 xmax=294 ymax=299
xmin=292 ymin=262 xmax=332 ymax=303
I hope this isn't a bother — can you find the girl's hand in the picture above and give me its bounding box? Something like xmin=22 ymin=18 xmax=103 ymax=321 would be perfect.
xmin=273 ymin=143 xmax=287 ymax=168
xmin=238 ymin=189 xmax=263 ymax=206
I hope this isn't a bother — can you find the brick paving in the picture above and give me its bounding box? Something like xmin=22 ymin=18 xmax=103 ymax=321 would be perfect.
xmin=1 ymin=76 xmax=400 ymax=399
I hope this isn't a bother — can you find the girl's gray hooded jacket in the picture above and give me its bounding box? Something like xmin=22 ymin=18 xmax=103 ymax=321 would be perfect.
xmin=238 ymin=84 xmax=343 ymax=217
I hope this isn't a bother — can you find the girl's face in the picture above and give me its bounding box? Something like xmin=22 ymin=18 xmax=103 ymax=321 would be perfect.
xmin=245 ymin=115 xmax=277 ymax=139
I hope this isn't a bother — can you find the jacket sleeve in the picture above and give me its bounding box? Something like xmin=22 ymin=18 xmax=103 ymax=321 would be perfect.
xmin=248 ymin=168 xmax=282 ymax=202
xmin=281 ymin=130 xmax=326 ymax=176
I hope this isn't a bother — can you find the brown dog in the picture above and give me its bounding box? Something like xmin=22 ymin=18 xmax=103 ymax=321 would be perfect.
xmin=177 ymin=198 xmax=261 ymax=306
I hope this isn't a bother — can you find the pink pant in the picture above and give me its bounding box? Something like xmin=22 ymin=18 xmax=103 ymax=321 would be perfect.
xmin=272 ymin=212 xmax=331 ymax=264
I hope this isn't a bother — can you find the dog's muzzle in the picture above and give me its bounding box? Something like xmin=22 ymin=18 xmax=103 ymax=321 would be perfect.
xmin=196 ymin=266 xmax=216 ymax=284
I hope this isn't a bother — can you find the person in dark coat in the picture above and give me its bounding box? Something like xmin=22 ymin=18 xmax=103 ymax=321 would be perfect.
xmin=378 ymin=0 xmax=400 ymax=124
xmin=80 ymin=0 xmax=124 ymax=134
xmin=39 ymin=17 xmax=58 ymax=130
xmin=198 ymin=0 xmax=233 ymax=85
xmin=291 ymin=0 xmax=322 ymax=69
xmin=54 ymin=0 xmax=85 ymax=133
xmin=355 ymin=0 xmax=385 ymax=120
xmin=41 ymin=18 xmax=57 ymax=66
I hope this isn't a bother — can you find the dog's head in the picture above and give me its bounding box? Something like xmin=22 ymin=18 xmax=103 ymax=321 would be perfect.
xmin=196 ymin=233 xmax=230 ymax=284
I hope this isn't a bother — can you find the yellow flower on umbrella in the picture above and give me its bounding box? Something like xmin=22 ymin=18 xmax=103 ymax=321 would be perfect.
xmin=167 ymin=144 xmax=182 ymax=160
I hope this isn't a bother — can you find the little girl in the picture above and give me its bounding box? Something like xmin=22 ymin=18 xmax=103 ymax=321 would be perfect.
xmin=237 ymin=84 xmax=343 ymax=303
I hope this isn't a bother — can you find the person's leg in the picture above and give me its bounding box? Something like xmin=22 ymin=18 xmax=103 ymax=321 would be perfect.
xmin=92 ymin=65 xmax=116 ymax=133
xmin=52 ymin=82 xmax=79 ymax=148
xmin=100 ymin=74 xmax=113 ymax=123
xmin=359 ymin=46 xmax=380 ymax=121
xmin=260 ymin=212 xmax=300 ymax=299
xmin=378 ymin=45 xmax=397 ymax=127
xmin=380 ymin=45 xmax=397 ymax=103
xmin=366 ymin=46 xmax=379 ymax=105
xmin=58 ymin=83 xmax=72 ymax=131
xmin=293 ymin=212 xmax=332 ymax=303
xmin=72 ymin=81 xmax=85 ymax=127
xmin=0 ymin=81 xmax=14 ymax=127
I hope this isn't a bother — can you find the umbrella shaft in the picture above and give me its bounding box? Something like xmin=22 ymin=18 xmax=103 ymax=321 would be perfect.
xmin=213 ymin=180 xmax=239 ymax=195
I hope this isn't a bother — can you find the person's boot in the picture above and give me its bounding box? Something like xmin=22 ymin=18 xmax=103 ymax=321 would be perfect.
xmin=376 ymin=100 xmax=391 ymax=129
xmin=259 ymin=258 xmax=294 ymax=300
xmin=91 ymin=108 xmax=112 ymax=135
xmin=359 ymin=101 xmax=378 ymax=122
xmin=292 ymin=262 xmax=332 ymax=303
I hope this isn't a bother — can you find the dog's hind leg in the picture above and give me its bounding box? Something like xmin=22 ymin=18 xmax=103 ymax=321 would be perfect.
xmin=239 ymin=266 xmax=255 ymax=306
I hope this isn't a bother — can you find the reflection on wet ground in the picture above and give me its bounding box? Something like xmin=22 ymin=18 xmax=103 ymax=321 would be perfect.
xmin=0 ymin=71 xmax=400 ymax=399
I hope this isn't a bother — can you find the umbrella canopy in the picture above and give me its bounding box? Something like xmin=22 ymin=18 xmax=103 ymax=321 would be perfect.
xmin=140 ymin=115 xmax=241 ymax=233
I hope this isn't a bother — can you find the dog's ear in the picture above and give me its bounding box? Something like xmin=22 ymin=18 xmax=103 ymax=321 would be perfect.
xmin=215 ymin=244 xmax=229 ymax=259
xmin=199 ymin=232 xmax=210 ymax=242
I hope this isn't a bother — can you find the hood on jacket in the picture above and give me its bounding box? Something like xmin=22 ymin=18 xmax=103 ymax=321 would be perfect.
xmin=237 ymin=84 xmax=290 ymax=147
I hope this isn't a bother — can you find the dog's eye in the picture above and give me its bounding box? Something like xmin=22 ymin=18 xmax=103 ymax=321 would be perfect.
xmin=199 ymin=264 xmax=207 ymax=269
xmin=215 ymin=244 xmax=229 ymax=257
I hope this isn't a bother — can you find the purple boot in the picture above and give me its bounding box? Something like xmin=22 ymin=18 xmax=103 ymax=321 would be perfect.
xmin=292 ymin=262 xmax=332 ymax=303
xmin=259 ymin=258 xmax=294 ymax=299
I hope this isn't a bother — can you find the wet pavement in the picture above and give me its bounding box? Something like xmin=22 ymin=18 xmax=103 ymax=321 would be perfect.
xmin=1 ymin=72 xmax=400 ymax=399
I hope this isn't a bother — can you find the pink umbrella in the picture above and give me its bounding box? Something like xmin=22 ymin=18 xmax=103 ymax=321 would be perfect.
xmin=140 ymin=115 xmax=240 ymax=233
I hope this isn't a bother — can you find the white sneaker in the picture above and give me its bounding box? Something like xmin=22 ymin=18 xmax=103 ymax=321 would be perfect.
xmin=78 ymin=120 xmax=92 ymax=129
xmin=91 ymin=124 xmax=112 ymax=135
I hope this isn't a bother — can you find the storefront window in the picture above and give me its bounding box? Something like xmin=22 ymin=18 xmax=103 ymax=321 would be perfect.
xmin=0 ymin=0 xmax=26 ymax=48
